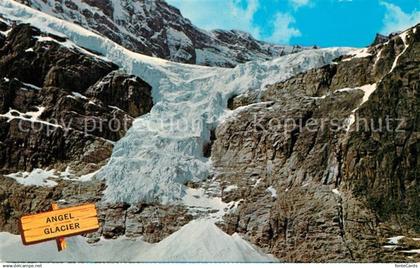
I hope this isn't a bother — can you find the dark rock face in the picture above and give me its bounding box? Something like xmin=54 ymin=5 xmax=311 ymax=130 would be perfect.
xmin=15 ymin=0 xmax=310 ymax=67
xmin=372 ymin=33 xmax=390 ymax=46
xmin=86 ymin=71 xmax=153 ymax=118
xmin=0 ymin=33 xmax=6 ymax=48
xmin=0 ymin=20 xmax=9 ymax=32
xmin=0 ymin=24 xmax=116 ymax=90
xmin=212 ymin=25 xmax=420 ymax=262
xmin=0 ymin=23 xmax=153 ymax=173
xmin=0 ymin=115 xmax=114 ymax=173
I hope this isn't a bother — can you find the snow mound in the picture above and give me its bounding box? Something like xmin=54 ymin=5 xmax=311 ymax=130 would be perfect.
xmin=0 ymin=221 xmax=276 ymax=262
xmin=0 ymin=231 xmax=144 ymax=262
xmin=0 ymin=0 xmax=355 ymax=204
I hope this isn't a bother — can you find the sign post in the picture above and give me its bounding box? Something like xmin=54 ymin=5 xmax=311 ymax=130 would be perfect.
xmin=51 ymin=203 xmax=67 ymax=251
xmin=19 ymin=203 xmax=100 ymax=251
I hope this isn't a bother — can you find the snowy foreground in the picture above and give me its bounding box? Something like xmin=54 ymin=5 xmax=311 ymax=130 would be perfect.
xmin=0 ymin=0 xmax=355 ymax=262
xmin=0 ymin=220 xmax=276 ymax=262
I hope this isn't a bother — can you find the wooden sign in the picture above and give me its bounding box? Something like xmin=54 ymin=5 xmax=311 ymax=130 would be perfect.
xmin=19 ymin=203 xmax=99 ymax=250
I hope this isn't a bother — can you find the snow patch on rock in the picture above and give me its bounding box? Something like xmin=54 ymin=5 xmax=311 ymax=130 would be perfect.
xmin=266 ymin=186 xmax=277 ymax=198
xmin=5 ymin=169 xmax=58 ymax=187
xmin=332 ymin=188 xmax=341 ymax=196
xmin=344 ymin=83 xmax=377 ymax=131
xmin=387 ymin=236 xmax=405 ymax=245
xmin=389 ymin=30 xmax=413 ymax=73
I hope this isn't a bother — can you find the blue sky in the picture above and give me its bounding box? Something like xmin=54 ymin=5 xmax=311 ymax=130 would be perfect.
xmin=166 ymin=0 xmax=420 ymax=47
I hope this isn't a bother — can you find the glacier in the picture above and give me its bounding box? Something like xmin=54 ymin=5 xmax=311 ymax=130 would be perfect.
xmin=0 ymin=0 xmax=355 ymax=204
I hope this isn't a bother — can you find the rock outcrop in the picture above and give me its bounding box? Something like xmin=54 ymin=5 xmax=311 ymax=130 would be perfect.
xmin=0 ymin=23 xmax=153 ymax=173
xmin=85 ymin=71 xmax=153 ymax=118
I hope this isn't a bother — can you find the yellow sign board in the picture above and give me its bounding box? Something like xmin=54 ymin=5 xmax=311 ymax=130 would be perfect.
xmin=19 ymin=203 xmax=99 ymax=246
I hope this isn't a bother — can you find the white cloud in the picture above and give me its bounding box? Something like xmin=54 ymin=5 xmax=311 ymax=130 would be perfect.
xmin=167 ymin=0 xmax=261 ymax=38
xmin=289 ymin=0 xmax=310 ymax=9
xmin=380 ymin=1 xmax=420 ymax=34
xmin=289 ymin=0 xmax=352 ymax=10
xmin=267 ymin=12 xmax=301 ymax=44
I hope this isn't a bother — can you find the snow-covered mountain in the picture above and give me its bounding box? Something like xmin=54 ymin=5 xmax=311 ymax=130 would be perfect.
xmin=13 ymin=0 xmax=311 ymax=67
xmin=0 ymin=0 xmax=352 ymax=204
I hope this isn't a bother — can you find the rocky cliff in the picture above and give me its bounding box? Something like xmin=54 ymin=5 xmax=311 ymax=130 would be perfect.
xmin=0 ymin=22 xmax=153 ymax=174
xmin=13 ymin=0 xmax=309 ymax=67
xmin=212 ymin=24 xmax=420 ymax=262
